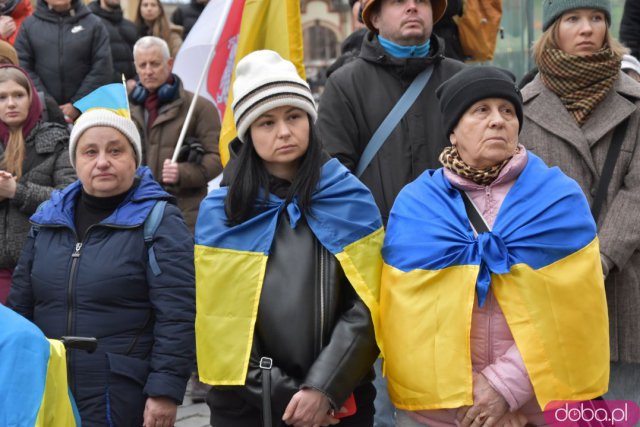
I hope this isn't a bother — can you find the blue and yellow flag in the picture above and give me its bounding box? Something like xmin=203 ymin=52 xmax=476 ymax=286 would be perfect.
xmin=194 ymin=158 xmax=383 ymax=385
xmin=0 ymin=305 xmax=80 ymax=426
xmin=381 ymin=152 xmax=609 ymax=410
xmin=73 ymin=83 xmax=130 ymax=118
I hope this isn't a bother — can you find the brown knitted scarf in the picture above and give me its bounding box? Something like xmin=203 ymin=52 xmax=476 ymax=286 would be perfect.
xmin=538 ymin=46 xmax=621 ymax=126
xmin=439 ymin=146 xmax=512 ymax=186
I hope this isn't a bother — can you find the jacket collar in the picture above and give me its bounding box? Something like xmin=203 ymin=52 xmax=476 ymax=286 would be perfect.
xmin=31 ymin=166 xmax=173 ymax=229
xmin=523 ymin=72 xmax=640 ymax=177
xmin=359 ymin=32 xmax=445 ymax=80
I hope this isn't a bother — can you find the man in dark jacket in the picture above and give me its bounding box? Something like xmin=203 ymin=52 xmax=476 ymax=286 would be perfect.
xmin=88 ymin=0 xmax=138 ymax=82
xmin=318 ymin=0 xmax=464 ymax=225
xmin=621 ymin=0 xmax=640 ymax=59
xmin=15 ymin=0 xmax=112 ymax=122
xmin=317 ymin=1 xmax=464 ymax=425
xmin=170 ymin=0 xmax=207 ymax=39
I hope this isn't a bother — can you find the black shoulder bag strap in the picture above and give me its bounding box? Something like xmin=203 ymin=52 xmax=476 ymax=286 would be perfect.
xmin=591 ymin=117 xmax=630 ymax=223
xmin=459 ymin=190 xmax=490 ymax=234
xmin=259 ymin=357 xmax=273 ymax=427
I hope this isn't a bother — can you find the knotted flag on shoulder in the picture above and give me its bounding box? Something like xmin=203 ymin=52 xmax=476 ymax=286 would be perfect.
xmin=381 ymin=152 xmax=609 ymax=410
xmin=0 ymin=305 xmax=80 ymax=426
xmin=195 ymin=158 xmax=384 ymax=385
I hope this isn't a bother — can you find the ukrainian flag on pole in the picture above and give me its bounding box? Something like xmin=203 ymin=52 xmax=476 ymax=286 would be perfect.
xmin=218 ymin=0 xmax=305 ymax=165
xmin=73 ymin=82 xmax=131 ymax=119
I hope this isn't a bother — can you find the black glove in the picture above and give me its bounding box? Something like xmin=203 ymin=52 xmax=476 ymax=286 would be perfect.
xmin=177 ymin=137 xmax=205 ymax=164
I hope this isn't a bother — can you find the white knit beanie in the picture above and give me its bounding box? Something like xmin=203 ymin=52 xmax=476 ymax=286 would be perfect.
xmin=69 ymin=109 xmax=142 ymax=168
xmin=232 ymin=50 xmax=317 ymax=143
xmin=622 ymin=54 xmax=640 ymax=76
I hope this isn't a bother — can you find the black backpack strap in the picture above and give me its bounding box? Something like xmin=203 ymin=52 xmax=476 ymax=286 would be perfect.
xmin=591 ymin=118 xmax=630 ymax=224
xmin=459 ymin=190 xmax=490 ymax=234
xmin=144 ymin=200 xmax=167 ymax=276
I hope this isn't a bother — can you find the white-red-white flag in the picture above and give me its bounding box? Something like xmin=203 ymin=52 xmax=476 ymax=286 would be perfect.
xmin=173 ymin=0 xmax=245 ymax=121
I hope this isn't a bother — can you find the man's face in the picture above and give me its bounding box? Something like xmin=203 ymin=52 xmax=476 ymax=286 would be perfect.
xmin=371 ymin=0 xmax=433 ymax=46
xmin=134 ymin=46 xmax=173 ymax=93
xmin=100 ymin=0 xmax=121 ymax=10
xmin=44 ymin=0 xmax=71 ymax=12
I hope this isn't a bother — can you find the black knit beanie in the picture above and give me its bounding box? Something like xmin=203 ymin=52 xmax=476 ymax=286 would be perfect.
xmin=436 ymin=66 xmax=523 ymax=136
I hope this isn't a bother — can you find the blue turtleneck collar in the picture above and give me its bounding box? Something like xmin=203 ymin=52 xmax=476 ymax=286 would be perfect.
xmin=378 ymin=36 xmax=431 ymax=58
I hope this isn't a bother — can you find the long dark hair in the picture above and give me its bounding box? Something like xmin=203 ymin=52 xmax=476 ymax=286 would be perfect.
xmin=224 ymin=115 xmax=322 ymax=226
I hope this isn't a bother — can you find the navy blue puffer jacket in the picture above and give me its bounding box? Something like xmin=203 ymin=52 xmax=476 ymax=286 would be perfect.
xmin=8 ymin=167 xmax=195 ymax=427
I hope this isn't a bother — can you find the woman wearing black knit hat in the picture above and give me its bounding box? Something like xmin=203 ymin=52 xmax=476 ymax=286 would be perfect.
xmin=520 ymin=0 xmax=640 ymax=405
xmin=380 ymin=65 xmax=609 ymax=427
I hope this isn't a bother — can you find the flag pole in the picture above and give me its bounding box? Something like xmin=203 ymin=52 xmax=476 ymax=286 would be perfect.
xmin=121 ymin=74 xmax=131 ymax=119
xmin=171 ymin=0 xmax=234 ymax=163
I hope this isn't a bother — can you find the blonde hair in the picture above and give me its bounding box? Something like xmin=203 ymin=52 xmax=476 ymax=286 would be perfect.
xmin=135 ymin=0 xmax=172 ymax=45
xmin=0 ymin=67 xmax=32 ymax=179
xmin=532 ymin=15 xmax=629 ymax=66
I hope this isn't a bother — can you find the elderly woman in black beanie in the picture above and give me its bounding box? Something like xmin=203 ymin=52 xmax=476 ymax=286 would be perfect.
xmin=520 ymin=0 xmax=640 ymax=405
xmin=380 ymin=66 xmax=609 ymax=427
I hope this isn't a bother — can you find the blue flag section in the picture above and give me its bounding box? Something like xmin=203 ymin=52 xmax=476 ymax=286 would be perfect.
xmin=384 ymin=152 xmax=596 ymax=306
xmin=73 ymin=83 xmax=130 ymax=118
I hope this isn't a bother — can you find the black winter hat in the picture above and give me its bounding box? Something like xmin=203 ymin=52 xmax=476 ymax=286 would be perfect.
xmin=436 ymin=66 xmax=523 ymax=136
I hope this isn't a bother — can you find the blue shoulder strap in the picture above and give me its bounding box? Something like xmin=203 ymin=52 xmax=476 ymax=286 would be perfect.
xmin=144 ymin=200 xmax=167 ymax=277
xmin=355 ymin=65 xmax=434 ymax=177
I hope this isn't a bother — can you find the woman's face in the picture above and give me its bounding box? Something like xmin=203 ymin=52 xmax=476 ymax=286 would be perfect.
xmin=140 ymin=0 xmax=161 ymax=22
xmin=556 ymin=8 xmax=607 ymax=56
xmin=0 ymin=79 xmax=30 ymax=130
xmin=450 ymin=98 xmax=519 ymax=169
xmin=249 ymin=106 xmax=310 ymax=181
xmin=75 ymin=126 xmax=137 ymax=198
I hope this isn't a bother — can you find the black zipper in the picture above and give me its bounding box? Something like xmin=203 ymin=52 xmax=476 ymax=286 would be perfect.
xmin=60 ymin=223 xmax=138 ymax=395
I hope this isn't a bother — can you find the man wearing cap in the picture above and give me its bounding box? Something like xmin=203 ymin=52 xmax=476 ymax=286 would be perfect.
xmin=318 ymin=0 xmax=464 ymax=225
xmin=317 ymin=1 xmax=464 ymax=425
xmin=130 ymin=36 xmax=222 ymax=233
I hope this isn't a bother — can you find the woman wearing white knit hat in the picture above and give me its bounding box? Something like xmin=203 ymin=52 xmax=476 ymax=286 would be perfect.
xmin=195 ymin=50 xmax=383 ymax=427
xmin=8 ymin=106 xmax=196 ymax=426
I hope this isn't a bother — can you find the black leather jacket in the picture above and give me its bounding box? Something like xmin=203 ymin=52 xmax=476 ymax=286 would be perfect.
xmin=211 ymin=148 xmax=378 ymax=420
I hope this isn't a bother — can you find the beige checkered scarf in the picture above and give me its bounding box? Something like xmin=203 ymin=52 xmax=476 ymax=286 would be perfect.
xmin=539 ymin=46 xmax=621 ymax=126
xmin=439 ymin=146 xmax=512 ymax=186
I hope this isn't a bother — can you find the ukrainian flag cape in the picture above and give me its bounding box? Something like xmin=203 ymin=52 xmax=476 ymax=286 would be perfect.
xmin=0 ymin=305 xmax=80 ymax=426
xmin=381 ymin=152 xmax=609 ymax=410
xmin=195 ymin=158 xmax=384 ymax=385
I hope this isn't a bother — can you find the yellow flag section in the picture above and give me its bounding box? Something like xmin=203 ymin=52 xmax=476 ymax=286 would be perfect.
xmin=381 ymin=239 xmax=608 ymax=410
xmin=219 ymin=0 xmax=305 ymax=165
xmin=335 ymin=227 xmax=384 ymax=342
xmin=36 ymin=340 xmax=80 ymax=427
xmin=492 ymin=238 xmax=609 ymax=406
xmin=195 ymin=246 xmax=268 ymax=384
xmin=381 ymin=264 xmax=479 ymax=408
